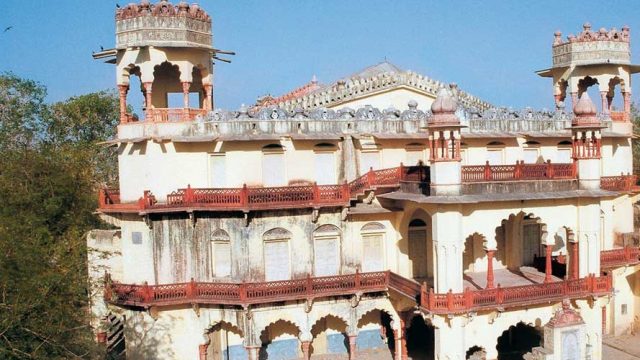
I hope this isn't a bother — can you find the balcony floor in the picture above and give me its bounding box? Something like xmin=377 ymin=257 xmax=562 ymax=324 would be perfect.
xmin=414 ymin=267 xmax=563 ymax=291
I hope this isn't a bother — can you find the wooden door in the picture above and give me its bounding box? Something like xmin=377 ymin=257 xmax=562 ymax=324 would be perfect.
xmin=522 ymin=224 xmax=541 ymax=266
xmin=212 ymin=241 xmax=231 ymax=277
xmin=409 ymin=228 xmax=428 ymax=278
xmin=362 ymin=234 xmax=384 ymax=272
xmin=264 ymin=240 xmax=290 ymax=281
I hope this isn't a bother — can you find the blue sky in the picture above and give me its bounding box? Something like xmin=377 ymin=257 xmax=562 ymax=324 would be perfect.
xmin=1 ymin=1 xmax=639 ymax=110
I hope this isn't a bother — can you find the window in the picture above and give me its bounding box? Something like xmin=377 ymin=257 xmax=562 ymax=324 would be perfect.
xmin=263 ymin=228 xmax=291 ymax=281
xmin=622 ymin=304 xmax=628 ymax=315
xmin=360 ymin=150 xmax=381 ymax=174
xmin=132 ymin=231 xmax=142 ymax=245
xmin=314 ymin=144 xmax=337 ymax=185
xmin=523 ymin=141 xmax=541 ymax=164
xmin=262 ymin=144 xmax=286 ymax=187
xmin=405 ymin=143 xmax=426 ymax=166
xmin=313 ymin=225 xmax=341 ymax=276
xmin=486 ymin=142 xmax=505 ymax=165
xmin=557 ymin=141 xmax=573 ymax=163
xmin=209 ymin=153 xmax=226 ymax=187
xmin=211 ymin=229 xmax=231 ymax=278
xmin=361 ymin=222 xmax=386 ymax=272
xmin=408 ymin=219 xmax=428 ymax=279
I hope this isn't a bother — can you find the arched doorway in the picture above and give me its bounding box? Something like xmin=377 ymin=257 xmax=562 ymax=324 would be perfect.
xmin=356 ymin=309 xmax=395 ymax=357
xmin=408 ymin=219 xmax=429 ymax=280
xmin=259 ymin=320 xmax=301 ymax=360
xmin=310 ymin=315 xmax=349 ymax=356
xmin=206 ymin=322 xmax=244 ymax=360
xmin=405 ymin=315 xmax=435 ymax=360
xmin=466 ymin=345 xmax=486 ymax=360
xmin=499 ymin=212 xmax=546 ymax=270
xmin=496 ymin=322 xmax=542 ymax=360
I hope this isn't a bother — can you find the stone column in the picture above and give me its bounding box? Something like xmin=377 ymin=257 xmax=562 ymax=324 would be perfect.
xmin=623 ymin=92 xmax=632 ymax=116
xmin=301 ymin=340 xmax=311 ymax=360
xmin=600 ymin=91 xmax=609 ymax=114
xmin=143 ymin=82 xmax=153 ymax=121
xmin=203 ymin=84 xmax=213 ymax=111
xmin=486 ymin=249 xmax=495 ymax=289
xmin=182 ymin=81 xmax=191 ymax=121
xmin=432 ymin=209 xmax=464 ymax=293
xmin=117 ymin=84 xmax=129 ymax=123
xmin=348 ymin=334 xmax=358 ymax=360
xmin=544 ymin=244 xmax=553 ymax=283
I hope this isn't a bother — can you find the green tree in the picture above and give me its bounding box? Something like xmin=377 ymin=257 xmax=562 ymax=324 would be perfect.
xmin=0 ymin=73 xmax=118 ymax=359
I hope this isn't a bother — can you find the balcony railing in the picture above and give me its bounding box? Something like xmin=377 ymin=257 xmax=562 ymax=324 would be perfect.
xmin=610 ymin=111 xmax=629 ymax=122
xmin=146 ymin=108 xmax=208 ymax=122
xmin=105 ymin=271 xmax=612 ymax=314
xmin=98 ymin=165 xmax=428 ymax=213
xmin=600 ymin=174 xmax=638 ymax=191
xmin=418 ymin=274 xmax=611 ymax=314
xmin=600 ymin=247 xmax=640 ymax=268
xmin=461 ymin=161 xmax=576 ymax=182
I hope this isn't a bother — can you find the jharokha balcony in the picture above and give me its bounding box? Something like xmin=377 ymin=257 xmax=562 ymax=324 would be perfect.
xmin=98 ymin=163 xmax=638 ymax=214
xmin=104 ymin=270 xmax=612 ymax=315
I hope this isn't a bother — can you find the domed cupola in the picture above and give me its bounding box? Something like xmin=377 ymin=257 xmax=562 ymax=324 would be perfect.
xmin=571 ymin=93 xmax=601 ymax=128
xmin=429 ymin=87 xmax=460 ymax=126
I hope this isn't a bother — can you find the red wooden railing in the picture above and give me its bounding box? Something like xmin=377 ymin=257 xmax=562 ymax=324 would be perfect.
xmin=610 ymin=111 xmax=629 ymax=122
xmin=99 ymin=165 xmax=428 ymax=213
xmin=417 ymin=274 xmax=611 ymax=314
xmin=461 ymin=161 xmax=577 ymax=182
xmin=106 ymin=271 xmax=612 ymax=314
xmin=104 ymin=271 xmax=388 ymax=308
xmin=600 ymin=247 xmax=640 ymax=268
xmin=600 ymin=174 xmax=637 ymax=191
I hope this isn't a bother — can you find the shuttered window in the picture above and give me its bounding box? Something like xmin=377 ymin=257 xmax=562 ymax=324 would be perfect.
xmin=212 ymin=241 xmax=231 ymax=277
xmin=523 ymin=149 xmax=539 ymax=164
xmin=362 ymin=234 xmax=384 ymax=272
xmin=264 ymin=240 xmax=290 ymax=281
xmin=315 ymin=152 xmax=336 ymax=185
xmin=314 ymin=236 xmax=339 ymax=276
xmin=486 ymin=150 xmax=503 ymax=165
xmin=262 ymin=150 xmax=286 ymax=187
xmin=209 ymin=154 xmax=226 ymax=187
xmin=557 ymin=148 xmax=572 ymax=163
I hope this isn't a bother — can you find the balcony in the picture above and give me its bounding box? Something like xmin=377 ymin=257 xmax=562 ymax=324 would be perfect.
xmin=104 ymin=271 xmax=612 ymax=315
xmin=600 ymin=247 xmax=640 ymax=269
xmin=461 ymin=161 xmax=576 ymax=182
xmin=600 ymin=174 xmax=638 ymax=192
xmin=146 ymin=108 xmax=208 ymax=123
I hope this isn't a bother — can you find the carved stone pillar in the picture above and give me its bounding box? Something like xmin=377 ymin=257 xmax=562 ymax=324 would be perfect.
xmin=301 ymin=340 xmax=311 ymax=360
xmin=348 ymin=334 xmax=358 ymax=360
xmin=486 ymin=249 xmax=495 ymax=289
xmin=182 ymin=81 xmax=191 ymax=121
xmin=600 ymin=91 xmax=609 ymax=114
xmin=117 ymin=84 xmax=129 ymax=123
xmin=623 ymin=91 xmax=632 ymax=115
xmin=143 ymin=82 xmax=153 ymax=121
xmin=198 ymin=343 xmax=208 ymax=360
xmin=544 ymin=244 xmax=553 ymax=283
xmin=203 ymin=84 xmax=213 ymax=111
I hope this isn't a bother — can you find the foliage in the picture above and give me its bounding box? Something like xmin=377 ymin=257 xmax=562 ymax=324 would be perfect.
xmin=0 ymin=72 xmax=118 ymax=359
xmin=632 ymin=102 xmax=640 ymax=173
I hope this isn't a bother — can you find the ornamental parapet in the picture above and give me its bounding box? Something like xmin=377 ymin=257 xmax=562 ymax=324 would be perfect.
xmin=600 ymin=246 xmax=640 ymax=269
xmin=552 ymin=23 xmax=631 ymax=68
xmin=104 ymin=271 xmax=612 ymax=315
xmin=115 ymin=104 xmax=623 ymax=141
xmin=115 ymin=1 xmax=212 ymax=50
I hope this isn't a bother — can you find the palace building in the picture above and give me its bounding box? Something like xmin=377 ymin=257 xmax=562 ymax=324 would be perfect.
xmin=88 ymin=2 xmax=640 ymax=359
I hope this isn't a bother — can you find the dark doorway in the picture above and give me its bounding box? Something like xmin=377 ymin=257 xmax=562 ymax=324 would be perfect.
xmin=406 ymin=316 xmax=435 ymax=360
xmin=496 ymin=322 xmax=541 ymax=360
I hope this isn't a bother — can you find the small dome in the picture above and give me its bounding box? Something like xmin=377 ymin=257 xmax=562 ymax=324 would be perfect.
xmin=431 ymin=87 xmax=457 ymax=114
xmin=573 ymin=93 xmax=597 ymax=116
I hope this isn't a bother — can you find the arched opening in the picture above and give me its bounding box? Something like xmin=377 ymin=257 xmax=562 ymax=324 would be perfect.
xmin=152 ymin=61 xmax=182 ymax=109
xmin=405 ymin=315 xmax=435 ymax=360
xmin=205 ymin=322 xmax=244 ymax=360
xmin=463 ymin=233 xmax=486 ymax=273
xmin=310 ymin=315 xmax=349 ymax=356
xmin=263 ymin=228 xmax=291 ymax=281
xmin=259 ymin=320 xmax=301 ymax=360
xmin=361 ymin=222 xmax=386 ymax=272
xmin=123 ymin=65 xmax=144 ymax=120
xmin=498 ymin=212 xmax=547 ymax=271
xmin=607 ymin=77 xmax=627 ymax=117
xmin=313 ymin=225 xmax=341 ymax=276
xmin=262 ymin=144 xmax=286 ymax=187
xmin=356 ymin=309 xmax=395 ymax=357
xmin=191 ymin=66 xmax=204 ymax=109
xmin=496 ymin=322 xmax=542 ymax=360
xmin=408 ymin=218 xmax=429 ymax=280
xmin=466 ymin=345 xmax=486 ymax=360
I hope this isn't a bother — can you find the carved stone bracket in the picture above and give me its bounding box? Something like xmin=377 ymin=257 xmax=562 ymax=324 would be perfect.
xmin=143 ymin=214 xmax=153 ymax=229
xmin=148 ymin=306 xmax=159 ymax=320
xmin=188 ymin=211 xmax=196 ymax=227
xmin=350 ymin=292 xmax=363 ymax=308
xmin=305 ymin=298 xmax=314 ymax=313
xmin=364 ymin=191 xmax=375 ymax=204
xmin=341 ymin=207 xmax=349 ymax=221
xmin=311 ymin=209 xmax=320 ymax=223
xmin=192 ymin=303 xmax=200 ymax=317
xmin=243 ymin=212 xmax=250 ymax=227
